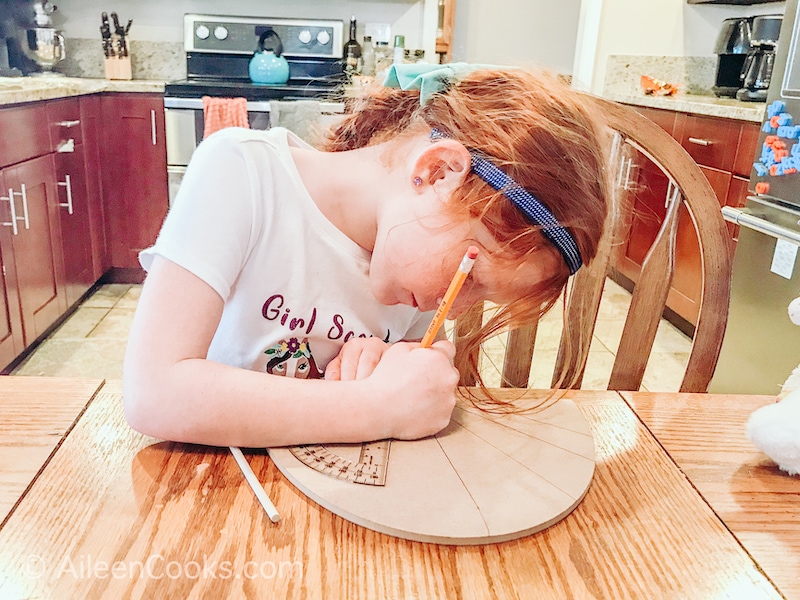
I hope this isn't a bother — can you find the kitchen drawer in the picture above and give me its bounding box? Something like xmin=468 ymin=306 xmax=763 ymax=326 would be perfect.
xmin=46 ymin=97 xmax=83 ymax=151
xmin=678 ymin=114 xmax=740 ymax=172
xmin=635 ymin=106 xmax=678 ymax=136
xmin=0 ymin=104 xmax=50 ymax=168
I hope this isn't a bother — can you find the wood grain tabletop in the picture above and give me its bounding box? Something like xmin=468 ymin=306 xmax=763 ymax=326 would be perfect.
xmin=0 ymin=376 xmax=104 ymax=523
xmin=622 ymin=391 xmax=800 ymax=600
xmin=0 ymin=379 xmax=786 ymax=599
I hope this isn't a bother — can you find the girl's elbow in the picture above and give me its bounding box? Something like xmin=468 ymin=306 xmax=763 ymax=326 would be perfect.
xmin=122 ymin=378 xmax=168 ymax=439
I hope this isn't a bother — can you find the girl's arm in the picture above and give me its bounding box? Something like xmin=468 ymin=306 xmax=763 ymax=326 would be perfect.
xmin=123 ymin=256 xmax=458 ymax=447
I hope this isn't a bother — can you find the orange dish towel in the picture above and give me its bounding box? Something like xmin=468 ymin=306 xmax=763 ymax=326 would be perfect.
xmin=202 ymin=96 xmax=250 ymax=139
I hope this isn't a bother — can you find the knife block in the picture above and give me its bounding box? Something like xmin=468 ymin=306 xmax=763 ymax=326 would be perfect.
xmin=104 ymin=56 xmax=131 ymax=80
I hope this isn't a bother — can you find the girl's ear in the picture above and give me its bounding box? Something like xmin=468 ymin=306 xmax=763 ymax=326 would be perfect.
xmin=412 ymin=138 xmax=471 ymax=193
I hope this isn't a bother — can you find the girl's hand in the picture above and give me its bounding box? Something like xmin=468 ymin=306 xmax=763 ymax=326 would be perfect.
xmin=325 ymin=337 xmax=391 ymax=381
xmin=367 ymin=340 xmax=459 ymax=440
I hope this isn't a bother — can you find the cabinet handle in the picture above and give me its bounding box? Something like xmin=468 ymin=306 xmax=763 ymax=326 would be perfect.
xmin=58 ymin=174 xmax=74 ymax=215
xmin=687 ymin=137 xmax=712 ymax=146
xmin=151 ymin=109 xmax=157 ymax=146
xmin=57 ymin=119 xmax=80 ymax=128
xmin=1 ymin=188 xmax=19 ymax=236
xmin=14 ymin=185 xmax=30 ymax=230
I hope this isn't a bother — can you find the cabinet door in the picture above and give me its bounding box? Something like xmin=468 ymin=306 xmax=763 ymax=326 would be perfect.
xmin=0 ymin=171 xmax=24 ymax=370
xmin=101 ymin=94 xmax=169 ymax=274
xmin=80 ymin=95 xmax=109 ymax=278
xmin=4 ymin=154 xmax=66 ymax=345
xmin=53 ymin=145 xmax=94 ymax=307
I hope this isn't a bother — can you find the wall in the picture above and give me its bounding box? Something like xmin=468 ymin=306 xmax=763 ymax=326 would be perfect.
xmin=52 ymin=0 xmax=433 ymax=56
xmin=575 ymin=0 xmax=787 ymax=95
xmin=450 ymin=0 xmax=581 ymax=75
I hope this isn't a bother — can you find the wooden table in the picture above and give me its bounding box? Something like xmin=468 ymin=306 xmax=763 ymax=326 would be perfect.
xmin=0 ymin=377 xmax=796 ymax=599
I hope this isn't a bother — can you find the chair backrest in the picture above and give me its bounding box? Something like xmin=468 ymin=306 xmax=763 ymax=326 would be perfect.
xmin=454 ymin=97 xmax=733 ymax=393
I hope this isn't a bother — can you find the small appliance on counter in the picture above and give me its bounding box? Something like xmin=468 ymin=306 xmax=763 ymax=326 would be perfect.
xmin=16 ymin=0 xmax=65 ymax=75
xmin=713 ymin=17 xmax=752 ymax=98
xmin=736 ymin=14 xmax=783 ymax=102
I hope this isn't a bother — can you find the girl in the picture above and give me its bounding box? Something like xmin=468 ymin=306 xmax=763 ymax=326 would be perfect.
xmin=123 ymin=67 xmax=611 ymax=448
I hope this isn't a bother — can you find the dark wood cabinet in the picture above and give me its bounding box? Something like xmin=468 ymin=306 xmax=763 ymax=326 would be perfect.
xmin=100 ymin=93 xmax=169 ymax=274
xmin=48 ymin=98 xmax=96 ymax=307
xmin=0 ymin=171 xmax=24 ymax=369
xmin=612 ymin=106 xmax=760 ymax=329
xmin=1 ymin=154 xmax=66 ymax=346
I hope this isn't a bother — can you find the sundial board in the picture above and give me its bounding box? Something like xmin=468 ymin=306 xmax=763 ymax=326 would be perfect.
xmin=268 ymin=396 xmax=595 ymax=545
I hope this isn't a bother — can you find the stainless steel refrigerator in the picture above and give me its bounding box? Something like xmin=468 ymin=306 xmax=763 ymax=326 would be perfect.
xmin=711 ymin=0 xmax=800 ymax=394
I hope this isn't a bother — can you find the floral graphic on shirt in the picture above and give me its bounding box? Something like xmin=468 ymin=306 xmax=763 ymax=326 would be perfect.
xmin=263 ymin=337 xmax=323 ymax=379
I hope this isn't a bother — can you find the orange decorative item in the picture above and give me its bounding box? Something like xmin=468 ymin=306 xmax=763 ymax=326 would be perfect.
xmin=640 ymin=75 xmax=679 ymax=96
xmin=755 ymin=181 xmax=770 ymax=194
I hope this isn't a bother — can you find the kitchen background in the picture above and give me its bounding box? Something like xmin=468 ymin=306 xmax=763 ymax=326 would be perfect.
xmin=0 ymin=0 xmax=790 ymax=90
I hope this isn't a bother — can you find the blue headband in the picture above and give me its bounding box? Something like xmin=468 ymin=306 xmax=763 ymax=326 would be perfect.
xmin=430 ymin=129 xmax=583 ymax=275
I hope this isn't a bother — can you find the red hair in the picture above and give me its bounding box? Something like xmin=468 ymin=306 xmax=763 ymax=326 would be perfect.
xmin=324 ymin=68 xmax=612 ymax=400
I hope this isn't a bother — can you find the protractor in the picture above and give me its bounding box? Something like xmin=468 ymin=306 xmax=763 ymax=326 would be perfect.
xmin=288 ymin=439 xmax=391 ymax=486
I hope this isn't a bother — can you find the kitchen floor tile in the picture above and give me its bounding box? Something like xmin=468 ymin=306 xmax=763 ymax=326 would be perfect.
xmin=48 ymin=306 xmax=112 ymax=340
xmin=11 ymin=338 xmax=127 ymax=379
xmin=80 ymin=284 xmax=132 ymax=309
xmin=87 ymin=308 xmax=136 ymax=340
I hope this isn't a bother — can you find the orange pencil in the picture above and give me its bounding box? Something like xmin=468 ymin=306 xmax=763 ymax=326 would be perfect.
xmin=420 ymin=246 xmax=479 ymax=348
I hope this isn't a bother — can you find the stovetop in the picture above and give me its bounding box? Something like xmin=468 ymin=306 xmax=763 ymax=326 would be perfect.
xmin=164 ymin=77 xmax=343 ymax=101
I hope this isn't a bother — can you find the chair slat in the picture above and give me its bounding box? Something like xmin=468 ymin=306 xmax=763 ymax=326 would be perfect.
xmin=502 ymin=323 xmax=537 ymax=387
xmin=608 ymin=188 xmax=680 ymax=391
xmin=452 ymin=98 xmax=732 ymax=394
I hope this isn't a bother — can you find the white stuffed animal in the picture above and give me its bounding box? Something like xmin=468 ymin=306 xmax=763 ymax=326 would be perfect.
xmin=745 ymin=295 xmax=800 ymax=476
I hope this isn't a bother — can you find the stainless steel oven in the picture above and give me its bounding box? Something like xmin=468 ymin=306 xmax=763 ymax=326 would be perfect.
xmin=164 ymin=15 xmax=347 ymax=204
xmin=713 ymin=0 xmax=800 ymax=394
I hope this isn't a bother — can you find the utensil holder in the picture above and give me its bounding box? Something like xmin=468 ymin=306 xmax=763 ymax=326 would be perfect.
xmin=104 ymin=56 xmax=131 ymax=80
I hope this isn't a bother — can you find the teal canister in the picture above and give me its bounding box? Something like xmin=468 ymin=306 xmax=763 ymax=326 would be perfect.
xmin=249 ymin=28 xmax=290 ymax=85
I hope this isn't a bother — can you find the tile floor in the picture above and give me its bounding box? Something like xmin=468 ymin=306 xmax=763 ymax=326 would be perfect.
xmin=11 ymin=279 xmax=692 ymax=392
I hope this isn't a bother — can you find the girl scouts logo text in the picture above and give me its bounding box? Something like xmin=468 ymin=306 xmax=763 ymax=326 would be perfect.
xmin=261 ymin=294 xmax=375 ymax=342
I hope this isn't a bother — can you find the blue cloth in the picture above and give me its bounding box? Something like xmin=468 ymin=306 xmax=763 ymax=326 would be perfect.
xmin=382 ymin=63 xmax=500 ymax=104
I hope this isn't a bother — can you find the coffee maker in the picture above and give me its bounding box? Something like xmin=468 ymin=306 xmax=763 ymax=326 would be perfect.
xmin=737 ymin=14 xmax=783 ymax=102
xmin=713 ymin=17 xmax=753 ymax=98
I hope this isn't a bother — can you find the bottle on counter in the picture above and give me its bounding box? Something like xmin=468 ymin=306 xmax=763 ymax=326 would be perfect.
xmin=343 ymin=15 xmax=362 ymax=75
xmin=361 ymin=35 xmax=375 ymax=77
xmin=374 ymin=41 xmax=392 ymax=79
xmin=393 ymin=35 xmax=405 ymax=65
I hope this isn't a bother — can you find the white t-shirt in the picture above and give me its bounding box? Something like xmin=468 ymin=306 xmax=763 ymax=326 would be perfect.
xmin=141 ymin=127 xmax=432 ymax=377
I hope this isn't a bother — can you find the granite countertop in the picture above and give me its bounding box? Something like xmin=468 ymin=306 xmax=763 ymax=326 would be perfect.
xmin=603 ymin=90 xmax=767 ymax=123
xmin=0 ymin=76 xmax=165 ymax=106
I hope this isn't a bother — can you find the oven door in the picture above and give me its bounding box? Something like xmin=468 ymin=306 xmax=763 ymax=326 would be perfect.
xmin=163 ymin=97 xmax=344 ymax=205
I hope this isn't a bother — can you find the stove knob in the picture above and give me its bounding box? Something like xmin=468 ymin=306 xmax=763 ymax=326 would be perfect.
xmin=214 ymin=26 xmax=229 ymax=41
xmin=316 ymin=30 xmax=331 ymax=46
xmin=196 ymin=25 xmax=210 ymax=40
xmin=298 ymin=29 xmax=312 ymax=44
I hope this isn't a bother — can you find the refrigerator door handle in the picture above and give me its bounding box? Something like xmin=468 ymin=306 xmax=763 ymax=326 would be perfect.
xmin=722 ymin=206 xmax=800 ymax=245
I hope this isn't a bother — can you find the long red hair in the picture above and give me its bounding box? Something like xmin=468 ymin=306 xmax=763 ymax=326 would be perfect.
xmin=324 ymin=68 xmax=612 ymax=400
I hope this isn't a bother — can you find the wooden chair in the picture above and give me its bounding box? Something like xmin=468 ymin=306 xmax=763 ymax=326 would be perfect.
xmin=454 ymin=97 xmax=733 ymax=393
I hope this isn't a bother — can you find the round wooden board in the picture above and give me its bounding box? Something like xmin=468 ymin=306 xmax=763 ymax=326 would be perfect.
xmin=268 ymin=398 xmax=595 ymax=545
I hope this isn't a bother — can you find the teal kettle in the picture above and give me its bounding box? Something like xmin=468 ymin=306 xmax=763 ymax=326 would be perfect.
xmin=249 ymin=28 xmax=290 ymax=85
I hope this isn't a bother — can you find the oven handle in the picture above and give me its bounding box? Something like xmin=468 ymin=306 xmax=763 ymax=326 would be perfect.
xmin=722 ymin=206 xmax=800 ymax=245
xmin=163 ymin=97 xmax=344 ymax=113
